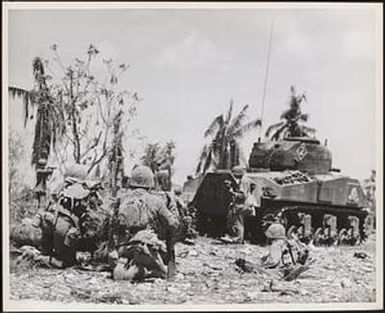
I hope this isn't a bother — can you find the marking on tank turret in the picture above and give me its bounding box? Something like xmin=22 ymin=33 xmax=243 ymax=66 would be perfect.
xmin=295 ymin=142 xmax=308 ymax=161
xmin=347 ymin=186 xmax=359 ymax=204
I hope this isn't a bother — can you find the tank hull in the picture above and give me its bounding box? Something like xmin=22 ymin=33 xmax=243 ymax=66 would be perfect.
xmin=188 ymin=170 xmax=370 ymax=245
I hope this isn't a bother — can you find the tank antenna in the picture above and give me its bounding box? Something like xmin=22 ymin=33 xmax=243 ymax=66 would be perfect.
xmin=258 ymin=14 xmax=275 ymax=141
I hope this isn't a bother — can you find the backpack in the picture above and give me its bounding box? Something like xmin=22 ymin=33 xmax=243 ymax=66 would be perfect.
xmin=116 ymin=192 xmax=153 ymax=242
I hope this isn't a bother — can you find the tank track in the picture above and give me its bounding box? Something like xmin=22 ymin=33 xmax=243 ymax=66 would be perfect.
xmin=259 ymin=201 xmax=370 ymax=246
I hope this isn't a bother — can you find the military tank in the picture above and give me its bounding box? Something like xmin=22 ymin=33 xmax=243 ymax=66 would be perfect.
xmin=183 ymin=136 xmax=370 ymax=246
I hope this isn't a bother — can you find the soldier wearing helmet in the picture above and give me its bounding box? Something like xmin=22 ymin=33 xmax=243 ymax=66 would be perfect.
xmin=221 ymin=166 xmax=254 ymax=244
xmin=108 ymin=165 xmax=179 ymax=281
xmin=261 ymin=217 xmax=289 ymax=269
xmin=17 ymin=162 xmax=104 ymax=268
xmin=261 ymin=213 xmax=310 ymax=270
xmin=35 ymin=157 xmax=55 ymax=209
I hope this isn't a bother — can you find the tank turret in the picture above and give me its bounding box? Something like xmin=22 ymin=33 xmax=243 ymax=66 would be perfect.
xmin=248 ymin=137 xmax=332 ymax=175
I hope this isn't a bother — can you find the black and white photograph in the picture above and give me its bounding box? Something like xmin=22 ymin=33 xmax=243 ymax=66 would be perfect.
xmin=2 ymin=2 xmax=383 ymax=311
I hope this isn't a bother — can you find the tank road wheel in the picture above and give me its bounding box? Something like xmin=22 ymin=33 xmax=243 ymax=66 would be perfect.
xmin=313 ymin=228 xmax=323 ymax=247
xmin=350 ymin=235 xmax=360 ymax=246
xmin=331 ymin=235 xmax=339 ymax=246
xmin=338 ymin=228 xmax=348 ymax=245
xmin=287 ymin=225 xmax=297 ymax=240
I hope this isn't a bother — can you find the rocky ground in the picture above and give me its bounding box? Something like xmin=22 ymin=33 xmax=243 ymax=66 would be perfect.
xmin=9 ymin=234 xmax=377 ymax=306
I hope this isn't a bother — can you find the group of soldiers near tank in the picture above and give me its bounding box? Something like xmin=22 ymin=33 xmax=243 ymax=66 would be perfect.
xmin=11 ymin=160 xmax=310 ymax=282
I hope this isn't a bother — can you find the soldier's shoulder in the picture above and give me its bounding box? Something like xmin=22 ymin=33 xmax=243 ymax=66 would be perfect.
xmin=143 ymin=190 xmax=166 ymax=206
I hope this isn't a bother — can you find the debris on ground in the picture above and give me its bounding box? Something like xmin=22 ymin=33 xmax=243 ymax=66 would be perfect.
xmin=354 ymin=251 xmax=369 ymax=259
xmin=261 ymin=279 xmax=300 ymax=296
xmin=9 ymin=236 xmax=377 ymax=304
xmin=11 ymin=245 xmax=54 ymax=271
xmin=235 ymin=258 xmax=257 ymax=273
xmin=282 ymin=258 xmax=315 ymax=281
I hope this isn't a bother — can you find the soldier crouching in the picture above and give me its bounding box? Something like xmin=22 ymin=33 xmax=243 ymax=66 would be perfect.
xmin=11 ymin=164 xmax=105 ymax=269
xmin=261 ymin=214 xmax=310 ymax=271
xmin=107 ymin=166 xmax=180 ymax=281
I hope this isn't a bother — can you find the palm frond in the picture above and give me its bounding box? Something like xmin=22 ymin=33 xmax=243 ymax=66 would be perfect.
xmin=265 ymin=121 xmax=286 ymax=137
xmin=33 ymin=57 xmax=45 ymax=82
xmin=196 ymin=143 xmax=208 ymax=174
xmin=225 ymin=98 xmax=234 ymax=125
xmin=141 ymin=143 xmax=161 ymax=170
xmin=227 ymin=104 xmax=249 ymax=136
xmin=158 ymin=141 xmax=176 ymax=166
xmin=280 ymin=108 xmax=291 ymax=120
xmin=301 ymin=125 xmax=316 ymax=135
xmin=298 ymin=113 xmax=308 ymax=122
xmin=8 ymin=86 xmax=34 ymax=127
xmin=32 ymin=104 xmax=51 ymax=166
xmin=202 ymin=149 xmax=213 ymax=174
xmin=271 ymin=123 xmax=289 ymax=141
xmin=266 ymin=86 xmax=312 ymax=140
xmin=290 ymin=85 xmax=296 ymax=96
xmin=33 ymin=59 xmax=46 ymax=93
xmin=232 ymin=119 xmax=262 ymax=138
xmin=196 ymin=144 xmax=208 ymax=175
xmin=8 ymin=86 xmax=30 ymax=99
xmin=196 ymin=143 xmax=215 ymax=175
xmin=204 ymin=114 xmax=224 ymax=138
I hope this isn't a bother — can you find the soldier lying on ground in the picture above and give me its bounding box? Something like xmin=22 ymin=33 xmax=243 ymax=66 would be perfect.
xmin=105 ymin=166 xmax=180 ymax=281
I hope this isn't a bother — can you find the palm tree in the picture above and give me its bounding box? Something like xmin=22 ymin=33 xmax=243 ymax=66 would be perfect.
xmin=265 ymin=86 xmax=316 ymax=140
xmin=140 ymin=141 xmax=176 ymax=191
xmin=196 ymin=99 xmax=261 ymax=175
xmin=141 ymin=143 xmax=162 ymax=173
xmin=8 ymin=57 xmax=65 ymax=167
xmin=109 ymin=109 xmax=125 ymax=197
xmin=158 ymin=141 xmax=175 ymax=190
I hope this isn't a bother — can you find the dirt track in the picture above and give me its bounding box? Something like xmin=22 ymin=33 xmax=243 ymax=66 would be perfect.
xmin=9 ymin=235 xmax=377 ymax=305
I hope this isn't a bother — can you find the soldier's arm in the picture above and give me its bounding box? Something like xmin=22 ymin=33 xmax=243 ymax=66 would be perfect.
xmin=158 ymin=202 xmax=180 ymax=233
xmin=233 ymin=188 xmax=247 ymax=202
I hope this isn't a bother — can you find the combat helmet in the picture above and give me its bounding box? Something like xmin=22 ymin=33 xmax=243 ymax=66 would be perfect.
xmin=173 ymin=185 xmax=183 ymax=196
xmin=37 ymin=158 xmax=48 ymax=167
xmin=129 ymin=166 xmax=155 ymax=189
xmin=231 ymin=165 xmax=246 ymax=177
xmin=265 ymin=223 xmax=286 ymax=240
xmin=64 ymin=163 xmax=88 ymax=180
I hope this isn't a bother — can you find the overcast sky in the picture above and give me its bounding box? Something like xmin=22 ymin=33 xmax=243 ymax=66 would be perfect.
xmin=7 ymin=4 xmax=380 ymax=185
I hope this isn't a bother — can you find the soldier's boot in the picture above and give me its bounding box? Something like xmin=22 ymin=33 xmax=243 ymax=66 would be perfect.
xmin=221 ymin=214 xmax=245 ymax=244
xmin=231 ymin=216 xmax=245 ymax=244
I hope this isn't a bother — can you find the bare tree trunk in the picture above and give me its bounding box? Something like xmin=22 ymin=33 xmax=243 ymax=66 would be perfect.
xmin=111 ymin=110 xmax=124 ymax=197
xmin=69 ymin=70 xmax=81 ymax=163
xmin=230 ymin=141 xmax=240 ymax=168
xmin=218 ymin=136 xmax=228 ymax=170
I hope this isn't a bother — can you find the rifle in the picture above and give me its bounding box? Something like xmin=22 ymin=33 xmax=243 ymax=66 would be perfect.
xmin=107 ymin=150 xmax=120 ymax=256
xmin=284 ymin=240 xmax=297 ymax=266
